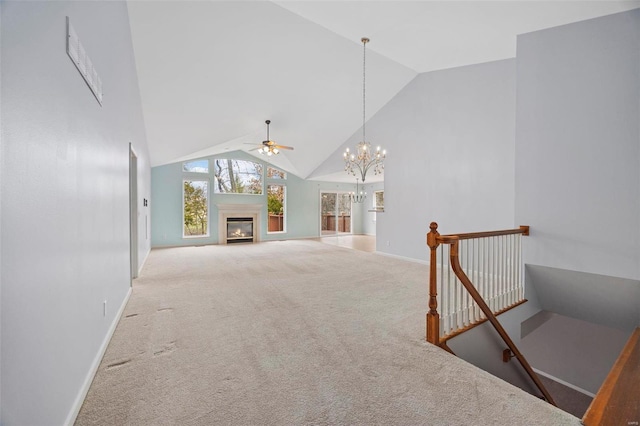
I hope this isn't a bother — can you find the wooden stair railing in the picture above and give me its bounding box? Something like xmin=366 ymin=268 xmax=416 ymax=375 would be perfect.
xmin=426 ymin=222 xmax=556 ymax=406
xmin=583 ymin=327 xmax=640 ymax=425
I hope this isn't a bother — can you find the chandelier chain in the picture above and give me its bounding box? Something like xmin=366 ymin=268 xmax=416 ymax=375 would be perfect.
xmin=342 ymin=36 xmax=385 ymax=192
xmin=362 ymin=37 xmax=366 ymax=143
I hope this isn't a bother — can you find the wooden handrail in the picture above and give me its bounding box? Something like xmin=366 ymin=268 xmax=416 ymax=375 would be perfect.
xmin=426 ymin=222 xmax=441 ymax=345
xmin=426 ymin=222 xmax=529 ymax=344
xmin=439 ymin=225 xmax=529 ymax=241
xmin=426 ymin=222 xmax=555 ymax=406
xmin=583 ymin=327 xmax=640 ymax=425
xmin=448 ymin=238 xmax=556 ymax=406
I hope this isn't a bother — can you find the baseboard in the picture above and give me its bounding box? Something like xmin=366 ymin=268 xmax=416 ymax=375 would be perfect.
xmin=374 ymin=250 xmax=429 ymax=266
xmin=138 ymin=247 xmax=151 ymax=276
xmin=64 ymin=286 xmax=133 ymax=426
xmin=533 ymin=368 xmax=596 ymax=398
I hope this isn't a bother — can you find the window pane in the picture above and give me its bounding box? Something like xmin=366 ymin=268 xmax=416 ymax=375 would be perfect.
xmin=213 ymin=159 xmax=263 ymax=194
xmin=338 ymin=194 xmax=351 ymax=233
xmin=183 ymin=180 xmax=208 ymax=237
xmin=375 ymin=191 xmax=384 ymax=210
xmin=267 ymin=184 xmax=285 ymax=233
xmin=183 ymin=159 xmax=209 ymax=173
xmin=321 ymin=193 xmax=336 ymax=233
xmin=267 ymin=167 xmax=286 ymax=179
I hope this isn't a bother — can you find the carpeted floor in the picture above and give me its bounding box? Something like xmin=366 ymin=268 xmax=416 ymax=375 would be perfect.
xmin=75 ymin=240 xmax=579 ymax=425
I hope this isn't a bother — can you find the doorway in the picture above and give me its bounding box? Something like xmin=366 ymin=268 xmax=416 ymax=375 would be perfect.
xmin=129 ymin=144 xmax=138 ymax=281
xmin=320 ymin=192 xmax=352 ymax=236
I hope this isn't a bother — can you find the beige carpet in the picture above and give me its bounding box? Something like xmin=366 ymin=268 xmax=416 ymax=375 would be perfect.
xmin=76 ymin=240 xmax=579 ymax=425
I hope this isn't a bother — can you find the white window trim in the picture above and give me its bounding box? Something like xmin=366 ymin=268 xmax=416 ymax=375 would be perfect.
xmin=267 ymin=184 xmax=286 ymax=234
xmin=182 ymin=179 xmax=210 ymax=238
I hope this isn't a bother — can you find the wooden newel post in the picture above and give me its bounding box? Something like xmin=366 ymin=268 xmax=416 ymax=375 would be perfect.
xmin=426 ymin=222 xmax=440 ymax=344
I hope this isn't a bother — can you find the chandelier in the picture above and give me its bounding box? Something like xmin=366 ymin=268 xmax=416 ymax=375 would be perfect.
xmin=343 ymin=37 xmax=386 ymax=188
xmin=349 ymin=178 xmax=366 ymax=203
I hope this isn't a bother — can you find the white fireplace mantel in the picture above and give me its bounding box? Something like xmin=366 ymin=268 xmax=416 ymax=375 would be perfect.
xmin=217 ymin=204 xmax=262 ymax=244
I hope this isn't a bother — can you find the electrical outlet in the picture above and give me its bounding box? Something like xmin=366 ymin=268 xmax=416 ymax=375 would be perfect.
xmin=103 ymin=300 xmax=107 ymax=317
xmin=386 ymin=240 xmax=390 ymax=247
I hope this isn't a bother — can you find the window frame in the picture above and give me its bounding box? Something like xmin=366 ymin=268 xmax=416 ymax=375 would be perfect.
xmin=182 ymin=159 xmax=209 ymax=174
xmin=212 ymin=158 xmax=264 ymax=195
xmin=182 ymin=179 xmax=210 ymax=238
xmin=374 ymin=190 xmax=384 ymax=211
xmin=266 ymin=183 xmax=286 ymax=234
xmin=267 ymin=167 xmax=287 ymax=180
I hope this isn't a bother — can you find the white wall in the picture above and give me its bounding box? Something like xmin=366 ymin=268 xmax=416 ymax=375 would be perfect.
xmin=365 ymin=60 xmax=517 ymax=260
xmin=0 ymin=0 xmax=3 ymax=413
xmin=359 ymin=182 xmax=384 ymax=236
xmin=515 ymin=9 xmax=640 ymax=280
xmin=1 ymin=1 xmax=150 ymax=424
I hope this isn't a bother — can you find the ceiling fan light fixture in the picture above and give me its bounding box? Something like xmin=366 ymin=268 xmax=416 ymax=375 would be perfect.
xmin=256 ymin=119 xmax=293 ymax=156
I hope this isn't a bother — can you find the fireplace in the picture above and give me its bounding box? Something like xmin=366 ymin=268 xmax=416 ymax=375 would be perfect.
xmin=226 ymin=217 xmax=254 ymax=244
xmin=217 ymin=204 xmax=261 ymax=245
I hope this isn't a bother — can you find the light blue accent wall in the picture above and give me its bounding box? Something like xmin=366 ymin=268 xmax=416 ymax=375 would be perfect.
xmin=151 ymin=150 xmax=360 ymax=247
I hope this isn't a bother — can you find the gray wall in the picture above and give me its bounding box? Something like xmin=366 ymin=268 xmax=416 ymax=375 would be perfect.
xmin=0 ymin=1 xmax=3 ymax=412
xmin=526 ymin=265 xmax=640 ymax=330
xmin=443 ymin=10 xmax=640 ymax=394
xmin=447 ymin=287 xmax=543 ymax=396
xmin=354 ymin=182 xmax=384 ymax=235
xmin=515 ymin=9 xmax=640 ymax=281
xmin=1 ymin=2 xmax=151 ymax=424
xmin=366 ymin=60 xmax=516 ymax=261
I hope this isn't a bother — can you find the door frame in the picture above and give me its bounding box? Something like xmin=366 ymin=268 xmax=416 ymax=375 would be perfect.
xmin=129 ymin=143 xmax=138 ymax=281
xmin=319 ymin=190 xmax=353 ymax=236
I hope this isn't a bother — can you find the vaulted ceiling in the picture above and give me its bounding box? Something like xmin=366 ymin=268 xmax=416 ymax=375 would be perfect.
xmin=127 ymin=1 xmax=639 ymax=182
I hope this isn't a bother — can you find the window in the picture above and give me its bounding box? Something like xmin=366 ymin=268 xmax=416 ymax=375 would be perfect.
xmin=183 ymin=180 xmax=209 ymax=237
xmin=213 ymin=159 xmax=263 ymax=194
xmin=374 ymin=190 xmax=384 ymax=210
xmin=267 ymin=184 xmax=285 ymax=233
xmin=183 ymin=159 xmax=209 ymax=173
xmin=267 ymin=167 xmax=286 ymax=179
xmin=321 ymin=192 xmax=352 ymax=235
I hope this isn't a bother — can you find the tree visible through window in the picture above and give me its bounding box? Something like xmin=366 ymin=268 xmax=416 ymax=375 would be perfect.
xmin=183 ymin=180 xmax=208 ymax=236
xmin=213 ymin=159 xmax=263 ymax=194
xmin=267 ymin=167 xmax=286 ymax=179
xmin=267 ymin=184 xmax=285 ymax=232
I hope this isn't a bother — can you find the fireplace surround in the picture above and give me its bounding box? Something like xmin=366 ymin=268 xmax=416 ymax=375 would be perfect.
xmin=217 ymin=204 xmax=261 ymax=244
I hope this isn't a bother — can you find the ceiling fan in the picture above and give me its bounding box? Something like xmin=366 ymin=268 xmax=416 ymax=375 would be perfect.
xmin=249 ymin=120 xmax=294 ymax=156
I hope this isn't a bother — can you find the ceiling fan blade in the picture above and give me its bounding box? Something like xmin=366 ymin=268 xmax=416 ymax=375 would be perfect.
xmin=274 ymin=145 xmax=294 ymax=150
